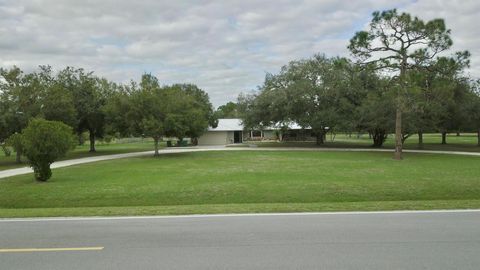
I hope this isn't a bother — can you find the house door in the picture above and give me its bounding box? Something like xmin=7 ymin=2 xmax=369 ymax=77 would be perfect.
xmin=234 ymin=131 xmax=242 ymax=143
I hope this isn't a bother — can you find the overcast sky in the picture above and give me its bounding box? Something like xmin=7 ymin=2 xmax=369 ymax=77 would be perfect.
xmin=1 ymin=0 xmax=479 ymax=106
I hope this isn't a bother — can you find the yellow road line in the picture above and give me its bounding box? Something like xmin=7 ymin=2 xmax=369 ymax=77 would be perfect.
xmin=0 ymin=247 xmax=104 ymax=253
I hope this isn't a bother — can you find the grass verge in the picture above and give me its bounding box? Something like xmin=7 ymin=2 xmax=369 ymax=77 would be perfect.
xmin=1 ymin=151 xmax=479 ymax=217
xmin=1 ymin=200 xmax=480 ymax=218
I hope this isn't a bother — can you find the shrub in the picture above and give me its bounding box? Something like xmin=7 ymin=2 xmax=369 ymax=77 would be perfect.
xmin=22 ymin=119 xmax=76 ymax=182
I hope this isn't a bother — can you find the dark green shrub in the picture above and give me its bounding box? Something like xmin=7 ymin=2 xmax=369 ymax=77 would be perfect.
xmin=22 ymin=119 xmax=76 ymax=182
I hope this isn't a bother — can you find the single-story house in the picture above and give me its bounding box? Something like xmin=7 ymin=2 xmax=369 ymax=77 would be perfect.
xmin=197 ymin=118 xmax=244 ymax=145
xmin=247 ymin=122 xmax=316 ymax=141
xmin=198 ymin=118 xmax=315 ymax=145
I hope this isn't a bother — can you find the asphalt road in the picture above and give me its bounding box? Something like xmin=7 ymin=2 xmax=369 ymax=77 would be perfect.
xmin=1 ymin=210 xmax=479 ymax=270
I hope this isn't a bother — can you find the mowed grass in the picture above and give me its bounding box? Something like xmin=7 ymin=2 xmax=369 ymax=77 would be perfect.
xmin=1 ymin=150 xmax=479 ymax=217
xmin=0 ymin=139 xmax=162 ymax=171
xmin=251 ymin=133 xmax=480 ymax=152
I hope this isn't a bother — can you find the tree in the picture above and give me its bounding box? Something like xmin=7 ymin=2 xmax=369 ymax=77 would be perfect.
xmin=21 ymin=119 xmax=76 ymax=182
xmin=107 ymin=75 xmax=215 ymax=155
xmin=349 ymin=9 xmax=453 ymax=159
xmin=472 ymin=81 xmax=480 ymax=146
xmin=6 ymin=133 xmax=24 ymax=163
xmin=426 ymin=54 xmax=471 ymax=144
xmin=164 ymin=85 xmax=215 ymax=145
xmin=56 ymin=67 xmax=111 ymax=152
xmin=104 ymin=84 xmax=133 ymax=139
xmin=122 ymin=74 xmax=166 ymax=156
xmin=239 ymin=55 xmax=363 ymax=145
xmin=288 ymin=56 xmax=360 ymax=144
xmin=355 ymin=73 xmax=396 ymax=147
xmin=215 ymin=102 xmax=239 ymax=118
xmin=0 ymin=66 xmax=43 ymax=160
xmin=38 ymin=66 xmax=77 ymax=127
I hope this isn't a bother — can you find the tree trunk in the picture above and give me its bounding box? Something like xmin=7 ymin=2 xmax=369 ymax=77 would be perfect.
xmin=372 ymin=130 xmax=387 ymax=147
xmin=89 ymin=130 xmax=96 ymax=152
xmin=394 ymin=107 xmax=403 ymax=160
xmin=441 ymin=131 xmax=447 ymax=145
xmin=456 ymin=131 xmax=460 ymax=136
xmin=316 ymin=132 xmax=324 ymax=145
xmin=154 ymin=137 xmax=160 ymax=156
xmin=418 ymin=131 xmax=423 ymax=148
xmin=15 ymin=150 xmax=21 ymax=163
xmin=394 ymin=54 xmax=408 ymax=160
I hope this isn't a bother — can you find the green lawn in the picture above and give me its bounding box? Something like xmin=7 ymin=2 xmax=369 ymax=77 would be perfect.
xmin=249 ymin=133 xmax=480 ymax=152
xmin=0 ymin=138 xmax=162 ymax=171
xmin=1 ymin=150 xmax=479 ymax=217
xmin=2 ymin=133 xmax=477 ymax=172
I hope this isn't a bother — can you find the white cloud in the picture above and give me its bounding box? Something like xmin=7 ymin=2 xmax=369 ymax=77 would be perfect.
xmin=0 ymin=0 xmax=478 ymax=106
xmin=402 ymin=0 xmax=480 ymax=78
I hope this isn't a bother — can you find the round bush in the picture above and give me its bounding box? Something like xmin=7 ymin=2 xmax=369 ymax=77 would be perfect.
xmin=21 ymin=119 xmax=76 ymax=181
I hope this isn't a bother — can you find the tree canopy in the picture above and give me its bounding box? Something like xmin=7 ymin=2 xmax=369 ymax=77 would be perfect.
xmin=348 ymin=9 xmax=456 ymax=159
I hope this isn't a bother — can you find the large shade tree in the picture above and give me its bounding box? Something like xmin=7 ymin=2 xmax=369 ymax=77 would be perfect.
xmin=0 ymin=66 xmax=78 ymax=161
xmin=56 ymin=67 xmax=112 ymax=152
xmin=239 ymin=55 xmax=364 ymax=145
xmin=105 ymin=75 xmax=214 ymax=155
xmin=215 ymin=102 xmax=239 ymax=119
xmin=349 ymin=9 xmax=454 ymax=159
xmin=354 ymin=72 xmax=396 ymax=147
xmin=164 ymin=84 xmax=216 ymax=144
xmin=0 ymin=66 xmax=44 ymax=161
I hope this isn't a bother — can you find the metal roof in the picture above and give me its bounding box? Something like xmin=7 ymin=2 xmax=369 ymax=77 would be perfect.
xmin=208 ymin=118 xmax=243 ymax=131
xmin=209 ymin=118 xmax=311 ymax=131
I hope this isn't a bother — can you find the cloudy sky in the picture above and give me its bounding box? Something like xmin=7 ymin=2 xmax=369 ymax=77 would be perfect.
xmin=1 ymin=0 xmax=479 ymax=106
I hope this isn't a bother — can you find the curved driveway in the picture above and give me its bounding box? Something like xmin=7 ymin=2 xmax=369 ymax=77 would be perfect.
xmin=1 ymin=146 xmax=479 ymax=179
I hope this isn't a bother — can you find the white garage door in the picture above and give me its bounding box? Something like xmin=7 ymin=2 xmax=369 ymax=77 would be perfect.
xmin=198 ymin=131 xmax=229 ymax=145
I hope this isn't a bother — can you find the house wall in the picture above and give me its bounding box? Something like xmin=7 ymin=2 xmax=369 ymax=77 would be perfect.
xmin=198 ymin=131 xmax=228 ymax=145
xmin=226 ymin=131 xmax=235 ymax=144
xmin=197 ymin=131 xmax=239 ymax=145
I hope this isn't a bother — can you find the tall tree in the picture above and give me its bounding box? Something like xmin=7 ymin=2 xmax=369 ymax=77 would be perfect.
xmin=0 ymin=66 xmax=43 ymax=161
xmin=349 ymin=9 xmax=453 ymax=159
xmin=355 ymin=72 xmax=395 ymax=147
xmin=128 ymin=74 xmax=166 ymax=156
xmin=215 ymin=102 xmax=239 ymax=118
xmin=164 ymin=84 xmax=216 ymax=144
xmin=56 ymin=67 xmax=110 ymax=152
xmin=239 ymin=55 xmax=363 ymax=145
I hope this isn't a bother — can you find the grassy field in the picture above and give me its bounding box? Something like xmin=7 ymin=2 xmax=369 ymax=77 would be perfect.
xmin=2 ymin=133 xmax=477 ymax=171
xmin=0 ymin=138 xmax=162 ymax=171
xmin=1 ymin=150 xmax=479 ymax=217
xmin=248 ymin=133 xmax=480 ymax=152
